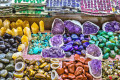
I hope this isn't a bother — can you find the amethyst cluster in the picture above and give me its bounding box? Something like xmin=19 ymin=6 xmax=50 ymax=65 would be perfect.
xmin=83 ymin=21 xmax=99 ymax=35
xmin=50 ymin=34 xmax=63 ymax=47
xmin=89 ymin=59 xmax=102 ymax=78
xmin=42 ymin=47 xmax=65 ymax=58
xmin=61 ymin=33 xmax=89 ymax=57
xmin=104 ymin=21 xmax=120 ymax=32
xmin=64 ymin=20 xmax=82 ymax=34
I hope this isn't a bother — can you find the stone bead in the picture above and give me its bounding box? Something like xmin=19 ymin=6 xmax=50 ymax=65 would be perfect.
xmin=108 ymin=32 xmax=113 ymax=36
xmin=103 ymin=53 xmax=109 ymax=59
xmin=6 ymin=29 xmax=12 ymax=35
xmin=98 ymin=36 xmax=106 ymax=43
xmin=71 ymin=34 xmax=79 ymax=40
xmin=92 ymin=36 xmax=98 ymax=41
xmin=89 ymin=40 xmax=95 ymax=44
xmin=109 ymin=39 xmax=116 ymax=43
xmin=3 ymin=19 xmax=10 ymax=29
xmin=99 ymin=31 xmax=107 ymax=35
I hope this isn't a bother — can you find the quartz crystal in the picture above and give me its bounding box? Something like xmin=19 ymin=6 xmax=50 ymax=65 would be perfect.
xmin=42 ymin=47 xmax=65 ymax=58
xmin=23 ymin=27 xmax=31 ymax=40
xmin=50 ymin=34 xmax=63 ymax=47
xmin=39 ymin=20 xmax=44 ymax=32
xmin=3 ymin=19 xmax=10 ymax=29
xmin=86 ymin=44 xmax=101 ymax=57
xmin=89 ymin=59 xmax=102 ymax=78
xmin=64 ymin=20 xmax=82 ymax=34
xmin=83 ymin=21 xmax=99 ymax=35
xmin=17 ymin=27 xmax=23 ymax=36
xmin=31 ymin=22 xmax=39 ymax=34
xmin=51 ymin=18 xmax=65 ymax=35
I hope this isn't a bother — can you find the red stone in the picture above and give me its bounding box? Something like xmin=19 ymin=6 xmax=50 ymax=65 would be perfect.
xmin=85 ymin=58 xmax=91 ymax=65
xmin=56 ymin=68 xmax=64 ymax=75
xmin=74 ymin=54 xmax=80 ymax=61
xmin=76 ymin=75 xmax=83 ymax=80
xmin=82 ymin=74 xmax=87 ymax=80
xmin=62 ymin=62 xmax=67 ymax=68
xmin=64 ymin=68 xmax=69 ymax=74
xmin=68 ymin=64 xmax=75 ymax=73
xmin=85 ymin=72 xmax=93 ymax=80
xmin=68 ymin=73 xmax=75 ymax=79
xmin=65 ymin=62 xmax=71 ymax=66
xmin=61 ymin=74 xmax=68 ymax=79
xmin=75 ymin=67 xmax=83 ymax=76
xmin=75 ymin=62 xmax=83 ymax=67
xmin=79 ymin=58 xmax=85 ymax=63
xmin=83 ymin=65 xmax=89 ymax=72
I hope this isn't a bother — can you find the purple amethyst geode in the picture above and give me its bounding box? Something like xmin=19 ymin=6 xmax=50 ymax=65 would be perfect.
xmin=64 ymin=20 xmax=82 ymax=34
xmin=103 ymin=21 xmax=120 ymax=32
xmin=42 ymin=47 xmax=65 ymax=58
xmin=51 ymin=18 xmax=65 ymax=35
xmin=86 ymin=44 xmax=101 ymax=57
xmin=89 ymin=59 xmax=102 ymax=78
xmin=50 ymin=34 xmax=64 ymax=47
xmin=83 ymin=21 xmax=99 ymax=35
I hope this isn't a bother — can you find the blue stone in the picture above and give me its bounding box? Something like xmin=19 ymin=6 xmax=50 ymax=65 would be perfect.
xmin=80 ymin=36 xmax=85 ymax=40
xmin=78 ymin=46 xmax=84 ymax=50
xmin=76 ymin=51 xmax=81 ymax=55
xmin=63 ymin=44 xmax=73 ymax=51
xmin=33 ymin=47 xmax=39 ymax=54
xmin=74 ymin=45 xmax=79 ymax=50
xmin=67 ymin=37 xmax=72 ymax=42
xmin=83 ymin=42 xmax=89 ymax=47
xmin=71 ymin=34 xmax=79 ymax=40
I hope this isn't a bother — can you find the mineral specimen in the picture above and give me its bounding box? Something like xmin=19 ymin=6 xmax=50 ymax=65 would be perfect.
xmin=82 ymin=21 xmax=99 ymax=35
xmin=42 ymin=47 xmax=65 ymax=58
xmin=31 ymin=22 xmax=39 ymax=34
xmin=64 ymin=20 xmax=82 ymax=34
xmin=51 ymin=18 xmax=65 ymax=35
xmin=50 ymin=34 xmax=64 ymax=47
xmin=39 ymin=20 xmax=44 ymax=32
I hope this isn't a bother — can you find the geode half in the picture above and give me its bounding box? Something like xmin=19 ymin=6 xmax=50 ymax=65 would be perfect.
xmin=49 ymin=34 xmax=64 ymax=47
xmin=82 ymin=21 xmax=99 ymax=35
xmin=102 ymin=21 xmax=120 ymax=32
xmin=42 ymin=47 xmax=65 ymax=58
xmin=64 ymin=20 xmax=82 ymax=34
xmin=88 ymin=59 xmax=102 ymax=78
xmin=51 ymin=18 xmax=65 ymax=35
xmin=86 ymin=44 xmax=102 ymax=60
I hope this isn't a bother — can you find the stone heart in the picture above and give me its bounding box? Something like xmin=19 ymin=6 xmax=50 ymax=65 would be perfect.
xmin=76 ymin=75 xmax=83 ymax=80
xmin=86 ymin=72 xmax=93 ymax=80
xmin=68 ymin=73 xmax=75 ymax=79
xmin=56 ymin=68 xmax=64 ymax=75
xmin=68 ymin=64 xmax=75 ymax=73
xmin=75 ymin=67 xmax=83 ymax=76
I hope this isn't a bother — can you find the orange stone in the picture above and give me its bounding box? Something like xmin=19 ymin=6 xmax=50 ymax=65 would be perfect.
xmin=79 ymin=58 xmax=85 ymax=63
xmin=85 ymin=58 xmax=91 ymax=65
xmin=85 ymin=72 xmax=93 ymax=80
xmin=64 ymin=68 xmax=69 ymax=74
xmin=83 ymin=65 xmax=89 ymax=72
xmin=82 ymin=74 xmax=87 ymax=80
xmin=75 ymin=67 xmax=83 ymax=76
xmin=61 ymin=74 xmax=68 ymax=79
xmin=76 ymin=75 xmax=83 ymax=80
xmin=75 ymin=62 xmax=83 ymax=67
xmin=68 ymin=73 xmax=75 ymax=79
xmin=74 ymin=54 xmax=80 ymax=61
xmin=62 ymin=62 xmax=67 ymax=68
xmin=56 ymin=68 xmax=64 ymax=75
xmin=68 ymin=64 xmax=75 ymax=73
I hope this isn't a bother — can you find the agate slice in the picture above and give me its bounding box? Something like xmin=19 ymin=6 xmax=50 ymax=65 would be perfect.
xmin=82 ymin=21 xmax=99 ymax=35
xmin=15 ymin=62 xmax=25 ymax=72
xmin=42 ymin=47 xmax=65 ymax=58
xmin=86 ymin=44 xmax=102 ymax=60
xmin=51 ymin=70 xmax=59 ymax=80
xmin=64 ymin=20 xmax=82 ymax=34
xmin=88 ymin=59 xmax=102 ymax=78
xmin=102 ymin=21 xmax=120 ymax=32
xmin=51 ymin=18 xmax=65 ymax=35
xmin=49 ymin=34 xmax=64 ymax=47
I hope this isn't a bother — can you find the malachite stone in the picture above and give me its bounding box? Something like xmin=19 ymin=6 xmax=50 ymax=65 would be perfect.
xmin=103 ymin=47 xmax=110 ymax=53
xmin=98 ymin=43 xmax=105 ymax=48
xmin=106 ymin=41 xmax=115 ymax=49
xmin=103 ymin=53 xmax=109 ymax=59
xmin=89 ymin=40 xmax=95 ymax=44
xmin=95 ymin=41 xmax=99 ymax=46
xmin=103 ymin=35 xmax=109 ymax=38
xmin=107 ymin=32 xmax=113 ymax=36
xmin=110 ymin=51 xmax=116 ymax=59
xmin=114 ymin=46 xmax=119 ymax=53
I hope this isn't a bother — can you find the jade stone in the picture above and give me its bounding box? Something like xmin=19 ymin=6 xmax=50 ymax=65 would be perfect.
xmin=98 ymin=43 xmax=105 ymax=48
xmin=106 ymin=41 xmax=115 ymax=50
xmin=103 ymin=53 xmax=109 ymax=59
xmin=103 ymin=35 xmax=109 ymax=38
xmin=103 ymin=47 xmax=110 ymax=53
xmin=110 ymin=51 xmax=116 ymax=58
xmin=107 ymin=32 xmax=113 ymax=36
xmin=114 ymin=46 xmax=119 ymax=53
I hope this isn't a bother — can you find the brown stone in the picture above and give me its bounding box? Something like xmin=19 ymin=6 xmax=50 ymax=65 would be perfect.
xmin=76 ymin=75 xmax=83 ymax=80
xmin=64 ymin=79 xmax=70 ymax=80
xmin=74 ymin=54 xmax=80 ymax=61
xmin=83 ymin=65 xmax=89 ymax=72
xmin=65 ymin=62 xmax=71 ymax=66
xmin=61 ymin=74 xmax=68 ymax=79
xmin=68 ymin=64 xmax=75 ymax=73
xmin=85 ymin=58 xmax=91 ymax=65
xmin=64 ymin=68 xmax=69 ymax=74
xmin=79 ymin=58 xmax=85 ymax=63
xmin=82 ymin=74 xmax=87 ymax=80
xmin=83 ymin=69 xmax=86 ymax=74
xmin=75 ymin=67 xmax=83 ymax=76
xmin=82 ymin=40 xmax=88 ymax=43
xmin=85 ymin=72 xmax=93 ymax=80
xmin=56 ymin=68 xmax=64 ymax=75
xmin=68 ymin=73 xmax=75 ymax=79
xmin=75 ymin=62 xmax=83 ymax=67
xmin=62 ymin=62 xmax=67 ymax=68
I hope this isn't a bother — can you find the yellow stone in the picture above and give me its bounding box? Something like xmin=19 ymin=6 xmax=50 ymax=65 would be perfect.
xmin=10 ymin=22 xmax=17 ymax=29
xmin=17 ymin=27 xmax=23 ymax=36
xmin=13 ymin=72 xmax=24 ymax=78
xmin=12 ymin=28 xmax=18 ymax=36
xmin=3 ymin=19 xmax=10 ymax=29
xmin=21 ymin=35 xmax=29 ymax=46
xmin=24 ymin=76 xmax=30 ymax=80
xmin=0 ymin=27 xmax=6 ymax=36
xmin=0 ymin=19 xmax=3 ymax=28
xmin=12 ymin=52 xmax=22 ymax=60
xmin=23 ymin=27 xmax=31 ymax=40
xmin=39 ymin=20 xmax=44 ymax=32
xmin=6 ymin=29 xmax=13 ymax=35
xmin=23 ymin=20 xmax=30 ymax=28
xmin=16 ymin=19 xmax=24 ymax=28
xmin=31 ymin=22 xmax=39 ymax=34
xmin=17 ymin=44 xmax=25 ymax=52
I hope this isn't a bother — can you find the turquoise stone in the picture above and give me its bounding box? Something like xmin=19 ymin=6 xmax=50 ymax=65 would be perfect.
xmin=89 ymin=40 xmax=95 ymax=44
xmin=33 ymin=47 xmax=39 ymax=54
xmin=106 ymin=41 xmax=115 ymax=49
xmin=103 ymin=47 xmax=110 ymax=53
xmin=103 ymin=53 xmax=109 ymax=59
xmin=110 ymin=51 xmax=116 ymax=58
xmin=98 ymin=43 xmax=105 ymax=48
xmin=108 ymin=32 xmax=113 ymax=36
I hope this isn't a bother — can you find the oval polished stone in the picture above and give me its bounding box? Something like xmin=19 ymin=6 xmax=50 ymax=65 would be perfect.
xmin=103 ymin=53 xmax=109 ymax=59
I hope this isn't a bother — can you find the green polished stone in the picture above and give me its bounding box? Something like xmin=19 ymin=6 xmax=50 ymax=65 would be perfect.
xmin=93 ymin=36 xmax=98 ymax=41
xmin=109 ymin=36 xmax=115 ymax=40
xmin=89 ymin=40 xmax=95 ymax=44
xmin=118 ymin=35 xmax=120 ymax=39
xmin=99 ymin=43 xmax=105 ymax=48
xmin=114 ymin=46 xmax=119 ymax=53
xmin=116 ymin=41 xmax=120 ymax=49
xmin=113 ymin=33 xmax=117 ymax=36
xmin=108 ymin=32 xmax=113 ymax=36
xmin=110 ymin=50 xmax=116 ymax=59
xmin=103 ymin=47 xmax=110 ymax=53
xmin=103 ymin=53 xmax=109 ymax=59
xmin=103 ymin=35 xmax=109 ymax=38
xmin=117 ymin=51 xmax=120 ymax=55
xmin=95 ymin=41 xmax=99 ymax=46
xmin=98 ymin=36 xmax=107 ymax=43
xmin=109 ymin=39 xmax=116 ymax=43
xmin=99 ymin=31 xmax=107 ymax=35
xmin=106 ymin=41 xmax=115 ymax=49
